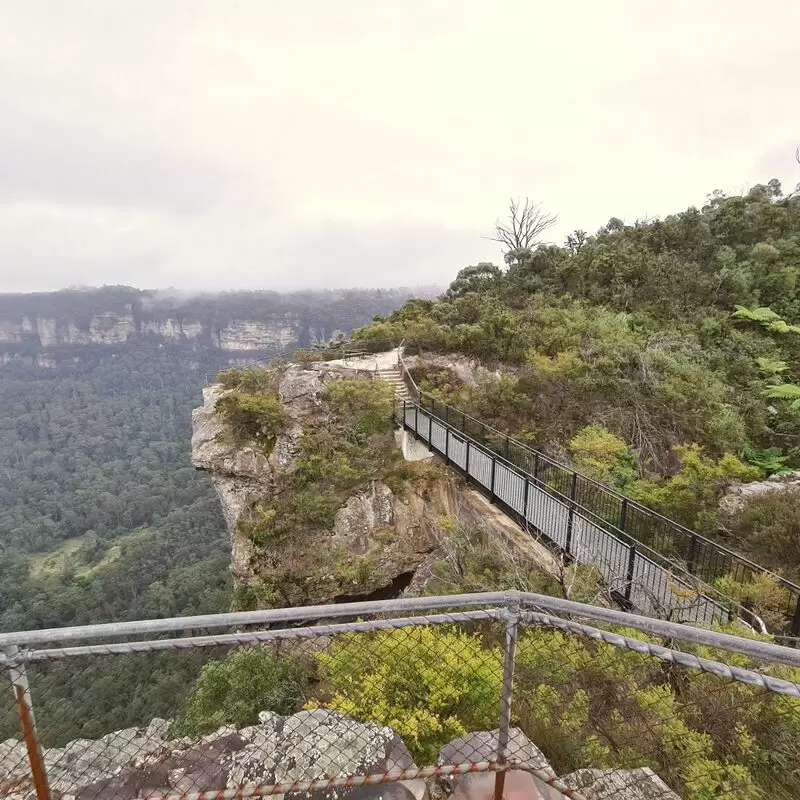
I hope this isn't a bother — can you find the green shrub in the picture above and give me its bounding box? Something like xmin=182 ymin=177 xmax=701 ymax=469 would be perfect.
xmin=722 ymin=488 xmax=800 ymax=582
xmin=216 ymin=367 xmax=277 ymax=393
xmin=172 ymin=648 xmax=309 ymax=737
xmin=514 ymin=627 xmax=799 ymax=799
xmin=309 ymin=627 xmax=503 ymax=763
xmin=292 ymin=350 xmax=325 ymax=367
xmin=569 ymin=424 xmax=639 ymax=488
xmin=627 ymin=445 xmax=759 ymax=531
xmin=215 ymin=392 xmax=285 ymax=450
xmin=713 ymin=572 xmax=790 ymax=631
xmin=325 ymin=379 xmax=394 ymax=441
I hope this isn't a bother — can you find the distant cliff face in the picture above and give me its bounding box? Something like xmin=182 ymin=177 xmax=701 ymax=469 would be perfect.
xmin=0 ymin=285 xmax=437 ymax=366
xmin=0 ymin=310 xmax=312 ymax=351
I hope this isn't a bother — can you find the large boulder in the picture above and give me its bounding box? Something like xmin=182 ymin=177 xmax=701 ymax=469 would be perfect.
xmin=1 ymin=710 xmax=418 ymax=800
xmin=438 ymin=729 xmax=556 ymax=800
xmin=560 ymin=768 xmax=680 ymax=800
xmin=719 ymin=471 xmax=800 ymax=515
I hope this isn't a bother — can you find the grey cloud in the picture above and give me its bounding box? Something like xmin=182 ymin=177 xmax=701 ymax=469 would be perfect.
xmin=0 ymin=0 xmax=799 ymax=293
xmin=0 ymin=105 xmax=244 ymax=214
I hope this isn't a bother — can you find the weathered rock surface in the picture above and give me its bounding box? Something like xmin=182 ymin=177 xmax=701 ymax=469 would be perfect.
xmin=0 ymin=710 xmax=416 ymax=800
xmin=438 ymin=728 xmax=556 ymax=800
xmin=1 ymin=715 xmax=684 ymax=800
xmin=561 ymin=767 xmax=680 ymax=799
xmin=191 ymin=362 xmax=460 ymax=603
xmin=0 ymin=312 xmax=325 ymax=352
xmin=436 ymin=730 xmax=681 ymax=800
xmin=719 ymin=470 xmax=800 ymax=515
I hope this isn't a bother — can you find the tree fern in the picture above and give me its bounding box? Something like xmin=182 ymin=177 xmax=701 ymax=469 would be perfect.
xmin=756 ymin=356 xmax=789 ymax=374
xmin=733 ymin=305 xmax=800 ymax=334
xmin=762 ymin=383 xmax=800 ymax=410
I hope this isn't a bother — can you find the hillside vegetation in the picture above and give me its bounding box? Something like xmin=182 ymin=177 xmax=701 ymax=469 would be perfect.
xmin=355 ymin=181 xmax=800 ymax=581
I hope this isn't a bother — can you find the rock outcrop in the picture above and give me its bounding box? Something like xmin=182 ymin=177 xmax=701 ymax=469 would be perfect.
xmin=0 ymin=715 xmax=680 ymax=800
xmin=0 ymin=312 xmax=307 ymax=351
xmin=191 ymin=361 xmax=459 ymax=603
xmin=192 ymin=356 xmax=563 ymax=604
xmin=719 ymin=470 xmax=800 ymax=515
xmin=0 ymin=710 xmax=418 ymax=800
xmin=560 ymin=768 xmax=680 ymax=800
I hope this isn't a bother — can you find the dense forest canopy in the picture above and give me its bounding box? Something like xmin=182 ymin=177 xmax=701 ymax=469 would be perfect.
xmin=0 ymin=286 xmax=417 ymax=737
xmin=355 ymin=181 xmax=800 ymax=582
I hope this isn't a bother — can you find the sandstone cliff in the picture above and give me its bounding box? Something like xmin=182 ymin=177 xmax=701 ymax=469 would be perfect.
xmin=192 ymin=361 xmax=461 ymax=606
xmin=0 ymin=311 xmax=323 ymax=351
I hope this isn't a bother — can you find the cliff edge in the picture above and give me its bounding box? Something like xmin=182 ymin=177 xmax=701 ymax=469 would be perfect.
xmin=191 ymin=361 xmax=458 ymax=608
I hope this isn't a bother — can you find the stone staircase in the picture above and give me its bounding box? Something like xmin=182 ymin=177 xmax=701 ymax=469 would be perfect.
xmin=376 ymin=363 xmax=412 ymax=402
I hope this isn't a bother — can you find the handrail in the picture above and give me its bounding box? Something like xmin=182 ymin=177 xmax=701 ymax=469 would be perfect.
xmin=203 ymin=341 xmax=304 ymax=385
xmin=399 ymin=400 xmax=742 ymax=624
xmin=397 ymin=340 xmax=420 ymax=399
xmin=397 ymin=391 xmax=800 ymax=635
xmin=417 ymin=392 xmax=800 ymax=594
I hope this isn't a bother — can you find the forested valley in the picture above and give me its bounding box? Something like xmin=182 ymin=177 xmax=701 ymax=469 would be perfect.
xmin=0 ymin=287 xmax=418 ymax=737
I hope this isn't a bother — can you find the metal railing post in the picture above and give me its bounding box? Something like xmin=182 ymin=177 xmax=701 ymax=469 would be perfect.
xmin=465 ymin=440 xmax=471 ymax=480
xmin=687 ymin=534 xmax=698 ymax=575
xmin=619 ymin=498 xmax=628 ymax=532
xmin=444 ymin=427 xmax=450 ymax=465
xmin=3 ymin=646 xmax=51 ymax=800
xmin=625 ymin=545 xmax=637 ymax=603
xmin=494 ymin=602 xmax=520 ymax=800
xmin=489 ymin=455 xmax=497 ymax=503
xmin=414 ymin=404 xmax=419 ymax=434
xmin=792 ymin=596 xmax=800 ymax=638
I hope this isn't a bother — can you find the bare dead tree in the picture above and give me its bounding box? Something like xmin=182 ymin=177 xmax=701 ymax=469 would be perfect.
xmin=487 ymin=198 xmax=557 ymax=264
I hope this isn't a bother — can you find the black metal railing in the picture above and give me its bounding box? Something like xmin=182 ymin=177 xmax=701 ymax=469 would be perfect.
xmin=397 ymin=400 xmax=737 ymax=629
xmin=396 ymin=387 xmax=800 ymax=635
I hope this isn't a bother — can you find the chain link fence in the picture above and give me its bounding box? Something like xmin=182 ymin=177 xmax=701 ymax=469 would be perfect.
xmin=2 ymin=591 xmax=799 ymax=800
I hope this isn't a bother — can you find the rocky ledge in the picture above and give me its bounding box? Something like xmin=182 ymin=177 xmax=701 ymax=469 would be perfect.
xmin=719 ymin=469 xmax=800 ymax=515
xmin=191 ymin=361 xmax=454 ymax=604
xmin=0 ymin=711 xmax=678 ymax=800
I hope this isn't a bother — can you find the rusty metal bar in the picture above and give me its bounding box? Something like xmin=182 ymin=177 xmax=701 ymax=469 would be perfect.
xmin=494 ymin=603 xmax=521 ymax=800
xmin=3 ymin=645 xmax=51 ymax=800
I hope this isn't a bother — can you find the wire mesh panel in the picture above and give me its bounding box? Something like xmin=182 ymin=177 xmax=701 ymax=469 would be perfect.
xmin=493 ymin=463 xmax=525 ymax=515
xmin=525 ymin=481 xmax=570 ymax=550
xmin=0 ymin=661 xmax=36 ymax=800
xmin=416 ymin=409 xmax=431 ymax=442
xmin=429 ymin=419 xmax=447 ymax=454
xmin=4 ymin=595 xmax=800 ymax=800
xmin=514 ymin=612 xmax=800 ymax=800
xmin=570 ymin=514 xmax=630 ymax=590
xmin=630 ymin=552 xmax=729 ymax=627
xmin=0 ymin=614 xmax=515 ymax=800
xmin=467 ymin=445 xmax=493 ymax=490
xmin=447 ymin=431 xmax=468 ymax=470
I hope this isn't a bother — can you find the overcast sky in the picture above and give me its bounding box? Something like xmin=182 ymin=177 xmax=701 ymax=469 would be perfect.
xmin=1 ymin=1 xmax=799 ymax=293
